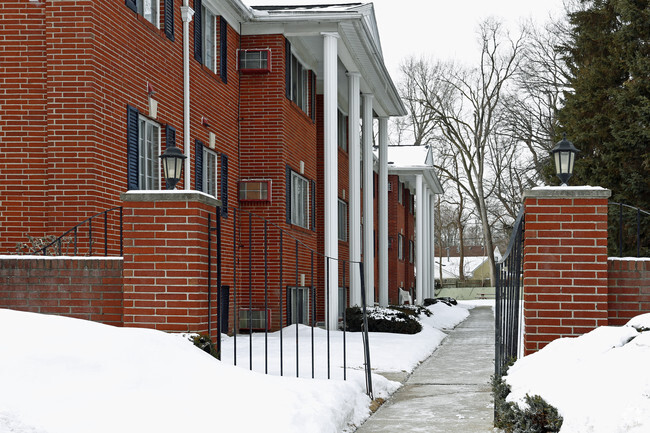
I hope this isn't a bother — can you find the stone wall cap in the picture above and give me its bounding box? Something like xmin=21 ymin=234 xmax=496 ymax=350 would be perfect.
xmin=120 ymin=190 xmax=222 ymax=207
xmin=523 ymin=186 xmax=612 ymax=199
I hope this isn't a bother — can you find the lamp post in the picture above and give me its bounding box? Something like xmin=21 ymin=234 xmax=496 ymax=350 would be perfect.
xmin=159 ymin=144 xmax=187 ymax=190
xmin=551 ymin=133 xmax=580 ymax=186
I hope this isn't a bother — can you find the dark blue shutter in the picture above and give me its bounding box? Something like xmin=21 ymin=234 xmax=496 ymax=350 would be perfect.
xmin=310 ymin=70 xmax=316 ymax=122
xmin=164 ymin=0 xmax=174 ymax=41
xmin=193 ymin=0 xmax=202 ymax=63
xmin=311 ymin=179 xmax=316 ymax=231
xmin=285 ymin=38 xmax=292 ymax=99
xmin=195 ymin=140 xmax=204 ymax=192
xmin=125 ymin=0 xmax=137 ymax=13
xmin=220 ymin=153 xmax=228 ymax=217
xmin=219 ymin=17 xmax=228 ymax=83
xmin=126 ymin=105 xmax=139 ymax=190
xmin=286 ymin=166 xmax=292 ymax=224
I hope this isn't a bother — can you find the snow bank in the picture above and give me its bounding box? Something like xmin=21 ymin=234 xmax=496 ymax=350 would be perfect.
xmin=505 ymin=317 xmax=650 ymax=433
xmin=0 ymin=302 xmax=472 ymax=433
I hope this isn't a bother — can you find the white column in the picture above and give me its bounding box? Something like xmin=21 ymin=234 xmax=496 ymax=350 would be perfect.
xmin=362 ymin=93 xmax=374 ymax=306
xmin=415 ymin=174 xmax=423 ymax=304
xmin=348 ymin=72 xmax=362 ymax=307
xmin=421 ymin=186 xmax=429 ymax=300
xmin=323 ymin=32 xmax=339 ymax=330
xmin=428 ymin=192 xmax=436 ymax=298
xmin=181 ymin=2 xmax=194 ymax=190
xmin=378 ymin=117 xmax=389 ymax=307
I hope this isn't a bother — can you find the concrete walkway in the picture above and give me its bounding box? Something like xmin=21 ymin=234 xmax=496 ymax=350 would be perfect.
xmin=354 ymin=306 xmax=495 ymax=432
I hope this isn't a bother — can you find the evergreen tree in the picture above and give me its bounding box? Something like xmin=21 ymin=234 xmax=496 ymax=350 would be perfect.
xmin=558 ymin=0 xmax=650 ymax=212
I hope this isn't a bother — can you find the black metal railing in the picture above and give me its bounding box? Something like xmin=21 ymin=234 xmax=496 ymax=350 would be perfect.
xmin=495 ymin=205 xmax=525 ymax=378
xmin=209 ymin=207 xmax=373 ymax=397
xmin=35 ymin=207 xmax=123 ymax=257
xmin=608 ymin=202 xmax=650 ymax=258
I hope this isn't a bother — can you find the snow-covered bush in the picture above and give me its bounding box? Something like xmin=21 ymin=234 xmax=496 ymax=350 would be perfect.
xmin=343 ymin=306 xmax=422 ymax=334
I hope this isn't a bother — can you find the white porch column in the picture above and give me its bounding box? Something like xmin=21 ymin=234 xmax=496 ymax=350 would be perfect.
xmin=378 ymin=117 xmax=389 ymax=307
xmin=362 ymin=93 xmax=374 ymax=306
xmin=421 ymin=185 xmax=429 ymax=300
xmin=415 ymin=174 xmax=423 ymax=304
xmin=429 ymin=190 xmax=436 ymax=298
xmin=348 ymin=72 xmax=362 ymax=307
xmin=323 ymin=32 xmax=339 ymax=330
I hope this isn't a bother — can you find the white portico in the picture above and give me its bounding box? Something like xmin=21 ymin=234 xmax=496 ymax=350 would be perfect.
xmin=243 ymin=3 xmax=406 ymax=328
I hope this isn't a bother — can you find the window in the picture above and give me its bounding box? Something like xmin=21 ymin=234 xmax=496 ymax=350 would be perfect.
xmin=398 ymin=182 xmax=403 ymax=204
xmin=398 ymin=234 xmax=405 ymax=261
xmin=239 ymin=180 xmax=270 ymax=202
xmin=133 ymin=0 xmax=159 ymax=26
xmin=288 ymin=170 xmax=309 ymax=229
xmin=338 ymin=199 xmax=348 ymax=242
xmin=194 ymin=2 xmax=227 ymax=82
xmin=409 ymin=240 xmax=415 ymax=264
xmin=338 ymin=286 xmax=347 ymax=319
xmin=238 ymin=49 xmax=270 ymax=73
xmin=138 ymin=115 xmax=161 ymax=190
xmin=338 ymin=110 xmax=348 ymax=152
xmin=285 ymin=40 xmax=309 ymax=114
xmin=203 ymin=146 xmax=218 ymax=197
xmin=288 ymin=287 xmax=310 ymax=325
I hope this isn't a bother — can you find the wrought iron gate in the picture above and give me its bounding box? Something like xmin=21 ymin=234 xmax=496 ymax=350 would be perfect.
xmin=495 ymin=206 xmax=525 ymax=378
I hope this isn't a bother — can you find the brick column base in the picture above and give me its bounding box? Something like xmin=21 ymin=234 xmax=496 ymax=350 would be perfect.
xmin=121 ymin=191 xmax=220 ymax=336
xmin=523 ymin=186 xmax=611 ymax=354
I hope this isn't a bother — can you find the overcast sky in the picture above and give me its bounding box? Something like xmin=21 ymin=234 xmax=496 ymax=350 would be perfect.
xmin=246 ymin=0 xmax=567 ymax=78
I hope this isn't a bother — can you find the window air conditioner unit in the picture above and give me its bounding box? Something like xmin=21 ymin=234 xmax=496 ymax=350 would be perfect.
xmin=238 ymin=309 xmax=268 ymax=331
xmin=237 ymin=49 xmax=271 ymax=74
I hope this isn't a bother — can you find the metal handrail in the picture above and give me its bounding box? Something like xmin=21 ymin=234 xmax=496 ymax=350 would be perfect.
xmin=36 ymin=207 xmax=123 ymax=256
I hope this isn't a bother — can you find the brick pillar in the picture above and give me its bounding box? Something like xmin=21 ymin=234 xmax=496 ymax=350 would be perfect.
xmin=121 ymin=191 xmax=220 ymax=336
xmin=523 ymin=187 xmax=611 ymax=354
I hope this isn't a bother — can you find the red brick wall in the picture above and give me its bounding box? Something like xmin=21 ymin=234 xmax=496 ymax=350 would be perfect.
xmin=0 ymin=1 xmax=240 ymax=255
xmin=522 ymin=188 xmax=610 ymax=354
xmin=608 ymin=258 xmax=650 ymax=326
xmin=387 ymin=177 xmax=415 ymax=304
xmin=0 ymin=257 xmax=123 ymax=326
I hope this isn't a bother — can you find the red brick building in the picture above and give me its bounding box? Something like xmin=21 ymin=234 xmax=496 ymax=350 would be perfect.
xmin=0 ymin=1 xmax=441 ymax=334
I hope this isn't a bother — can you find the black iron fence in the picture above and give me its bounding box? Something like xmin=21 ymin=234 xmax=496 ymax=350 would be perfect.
xmin=33 ymin=207 xmax=123 ymax=257
xmin=209 ymin=207 xmax=374 ymax=398
xmin=495 ymin=205 xmax=525 ymax=378
xmin=608 ymin=202 xmax=650 ymax=258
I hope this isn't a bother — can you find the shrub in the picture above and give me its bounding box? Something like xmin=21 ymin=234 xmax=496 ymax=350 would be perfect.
xmin=424 ymin=297 xmax=458 ymax=306
xmin=344 ymin=306 xmax=422 ymax=334
xmin=188 ymin=333 xmax=220 ymax=359
xmin=492 ymin=363 xmax=563 ymax=433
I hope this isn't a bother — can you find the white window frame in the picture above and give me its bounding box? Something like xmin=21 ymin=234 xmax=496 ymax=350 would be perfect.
xmin=288 ymin=286 xmax=310 ymax=325
xmin=138 ymin=115 xmax=161 ymax=190
xmin=291 ymin=171 xmax=309 ymax=229
xmin=338 ymin=199 xmax=348 ymax=242
xmin=136 ymin=0 xmax=159 ymax=27
xmin=398 ymin=233 xmax=405 ymax=261
xmin=338 ymin=110 xmax=348 ymax=152
xmin=289 ymin=53 xmax=309 ymax=114
xmin=202 ymin=5 xmax=216 ymax=72
xmin=203 ymin=146 xmax=218 ymax=198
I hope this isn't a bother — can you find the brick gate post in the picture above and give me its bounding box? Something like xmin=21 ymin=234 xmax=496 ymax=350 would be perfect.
xmin=121 ymin=191 xmax=220 ymax=336
xmin=522 ymin=187 xmax=611 ymax=354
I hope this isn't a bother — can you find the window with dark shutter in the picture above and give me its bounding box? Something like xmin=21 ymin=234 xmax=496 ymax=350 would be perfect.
xmin=311 ymin=179 xmax=316 ymax=231
xmin=193 ymin=0 xmax=202 ymax=63
xmin=286 ymin=166 xmax=291 ymax=224
xmin=285 ymin=39 xmax=292 ymax=100
xmin=220 ymin=153 xmax=228 ymax=217
xmin=125 ymin=0 xmax=137 ymax=13
xmin=126 ymin=105 xmax=139 ymax=190
xmin=164 ymin=0 xmax=174 ymax=41
xmin=219 ymin=17 xmax=228 ymax=83
xmin=195 ymin=140 xmax=204 ymax=192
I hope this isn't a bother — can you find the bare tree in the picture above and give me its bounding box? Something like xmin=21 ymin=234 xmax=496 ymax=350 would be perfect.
xmin=399 ymin=19 xmax=525 ymax=285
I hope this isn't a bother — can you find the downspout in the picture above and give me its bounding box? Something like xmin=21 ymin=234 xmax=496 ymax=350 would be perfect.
xmin=181 ymin=1 xmax=194 ymax=190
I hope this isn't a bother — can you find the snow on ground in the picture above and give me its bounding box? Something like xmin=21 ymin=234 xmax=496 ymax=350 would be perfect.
xmin=0 ymin=302 xmax=470 ymax=433
xmin=505 ymin=313 xmax=650 ymax=433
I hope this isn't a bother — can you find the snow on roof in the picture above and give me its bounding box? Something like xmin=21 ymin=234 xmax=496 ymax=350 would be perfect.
xmin=248 ymin=2 xmax=362 ymax=12
xmin=382 ymin=145 xmax=432 ymax=168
